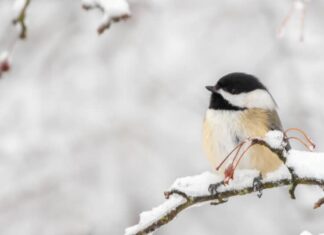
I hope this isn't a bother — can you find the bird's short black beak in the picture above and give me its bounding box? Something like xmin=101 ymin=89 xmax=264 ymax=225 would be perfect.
xmin=206 ymin=86 xmax=215 ymax=92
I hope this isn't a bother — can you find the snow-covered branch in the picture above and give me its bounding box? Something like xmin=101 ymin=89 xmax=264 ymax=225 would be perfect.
xmin=81 ymin=0 xmax=131 ymax=34
xmin=125 ymin=132 xmax=324 ymax=235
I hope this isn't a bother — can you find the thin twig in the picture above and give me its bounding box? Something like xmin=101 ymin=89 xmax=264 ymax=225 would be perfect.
xmin=216 ymin=141 xmax=245 ymax=171
xmin=285 ymin=127 xmax=315 ymax=149
xmin=300 ymin=1 xmax=307 ymax=41
xmin=12 ymin=0 xmax=32 ymax=39
xmin=277 ymin=0 xmax=310 ymax=41
xmin=81 ymin=0 xmax=131 ymax=34
xmin=277 ymin=2 xmax=294 ymax=38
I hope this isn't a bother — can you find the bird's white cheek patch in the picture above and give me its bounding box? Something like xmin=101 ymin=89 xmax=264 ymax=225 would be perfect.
xmin=218 ymin=89 xmax=276 ymax=110
xmin=245 ymin=89 xmax=276 ymax=110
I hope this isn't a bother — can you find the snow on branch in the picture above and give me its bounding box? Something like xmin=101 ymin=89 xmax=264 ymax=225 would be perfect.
xmin=125 ymin=131 xmax=324 ymax=235
xmin=81 ymin=0 xmax=131 ymax=34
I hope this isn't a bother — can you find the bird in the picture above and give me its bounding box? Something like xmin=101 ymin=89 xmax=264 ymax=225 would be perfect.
xmin=203 ymin=72 xmax=290 ymax=184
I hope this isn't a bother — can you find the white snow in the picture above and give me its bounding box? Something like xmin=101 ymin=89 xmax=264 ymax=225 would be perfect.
xmin=264 ymin=164 xmax=291 ymax=182
xmin=264 ymin=130 xmax=285 ymax=149
xmin=300 ymin=231 xmax=312 ymax=235
xmin=170 ymin=171 xmax=222 ymax=196
xmin=220 ymin=170 xmax=260 ymax=190
xmin=300 ymin=231 xmax=324 ymax=235
xmin=286 ymin=150 xmax=324 ymax=179
xmin=124 ymin=194 xmax=186 ymax=235
xmin=294 ymin=0 xmax=306 ymax=10
xmin=169 ymin=170 xmax=263 ymax=197
xmin=0 ymin=51 xmax=9 ymax=62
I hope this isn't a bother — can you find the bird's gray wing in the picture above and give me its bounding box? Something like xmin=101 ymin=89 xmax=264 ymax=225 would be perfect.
xmin=267 ymin=110 xmax=284 ymax=131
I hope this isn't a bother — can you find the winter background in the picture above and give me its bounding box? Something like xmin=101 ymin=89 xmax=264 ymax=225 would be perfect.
xmin=0 ymin=0 xmax=324 ymax=235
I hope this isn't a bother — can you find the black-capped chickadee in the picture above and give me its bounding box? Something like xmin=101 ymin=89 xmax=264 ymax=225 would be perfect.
xmin=203 ymin=72 xmax=290 ymax=178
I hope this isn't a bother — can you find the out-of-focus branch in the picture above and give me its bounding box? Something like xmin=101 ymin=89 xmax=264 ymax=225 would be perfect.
xmin=81 ymin=0 xmax=131 ymax=34
xmin=0 ymin=52 xmax=11 ymax=78
xmin=314 ymin=197 xmax=324 ymax=209
xmin=0 ymin=0 xmax=32 ymax=78
xmin=125 ymin=132 xmax=324 ymax=235
xmin=277 ymin=0 xmax=310 ymax=42
xmin=12 ymin=0 xmax=31 ymax=39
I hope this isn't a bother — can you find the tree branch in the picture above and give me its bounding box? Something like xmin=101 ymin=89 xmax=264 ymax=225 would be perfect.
xmin=125 ymin=131 xmax=324 ymax=235
xmin=314 ymin=197 xmax=324 ymax=209
xmin=81 ymin=0 xmax=131 ymax=34
xmin=12 ymin=0 xmax=31 ymax=39
xmin=0 ymin=0 xmax=32 ymax=78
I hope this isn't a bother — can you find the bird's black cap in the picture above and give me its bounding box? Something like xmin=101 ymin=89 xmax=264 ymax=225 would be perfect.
xmin=206 ymin=72 xmax=267 ymax=94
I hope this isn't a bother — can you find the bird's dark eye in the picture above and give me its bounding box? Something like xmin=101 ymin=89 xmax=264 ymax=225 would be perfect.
xmin=223 ymin=86 xmax=235 ymax=93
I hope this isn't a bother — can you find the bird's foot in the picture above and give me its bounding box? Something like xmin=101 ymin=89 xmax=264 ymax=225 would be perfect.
xmin=253 ymin=174 xmax=263 ymax=198
xmin=208 ymin=181 xmax=224 ymax=195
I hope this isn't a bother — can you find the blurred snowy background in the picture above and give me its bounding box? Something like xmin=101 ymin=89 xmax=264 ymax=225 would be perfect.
xmin=0 ymin=0 xmax=324 ymax=234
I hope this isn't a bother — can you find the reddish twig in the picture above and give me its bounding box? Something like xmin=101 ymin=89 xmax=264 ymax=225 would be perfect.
xmin=299 ymin=1 xmax=307 ymax=41
xmin=285 ymin=128 xmax=315 ymax=149
xmin=223 ymin=141 xmax=256 ymax=183
xmin=277 ymin=2 xmax=295 ymax=38
xmin=285 ymin=127 xmax=316 ymax=151
xmin=277 ymin=0 xmax=310 ymax=42
xmin=287 ymin=136 xmax=313 ymax=151
xmin=216 ymin=141 xmax=245 ymax=171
